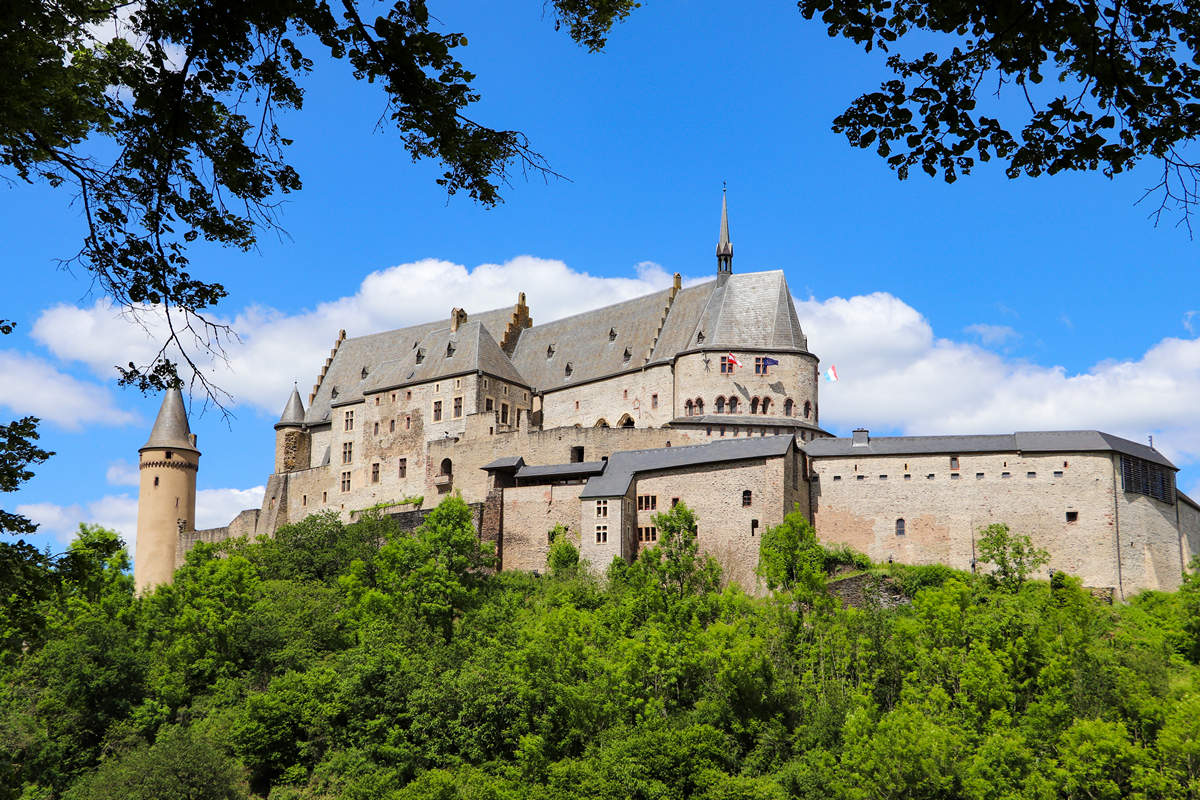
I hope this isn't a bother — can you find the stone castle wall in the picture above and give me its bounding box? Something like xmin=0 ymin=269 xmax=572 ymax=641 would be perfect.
xmin=498 ymin=483 xmax=584 ymax=572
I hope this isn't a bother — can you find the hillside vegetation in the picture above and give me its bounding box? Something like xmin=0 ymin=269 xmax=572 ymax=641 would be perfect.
xmin=2 ymin=498 xmax=1199 ymax=800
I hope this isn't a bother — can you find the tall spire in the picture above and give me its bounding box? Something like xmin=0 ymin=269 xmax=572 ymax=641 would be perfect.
xmin=141 ymin=386 xmax=198 ymax=452
xmin=276 ymin=384 xmax=306 ymax=428
xmin=716 ymin=185 xmax=733 ymax=274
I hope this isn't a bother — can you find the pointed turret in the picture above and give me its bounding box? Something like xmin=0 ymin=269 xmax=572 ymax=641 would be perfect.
xmin=275 ymin=385 xmax=306 ymax=429
xmin=140 ymin=386 xmax=198 ymax=453
xmin=135 ymin=387 xmax=200 ymax=594
xmin=716 ymin=188 xmax=733 ymax=275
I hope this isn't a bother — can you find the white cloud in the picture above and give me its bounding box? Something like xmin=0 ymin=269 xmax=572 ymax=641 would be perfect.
xmin=106 ymin=461 xmax=140 ymax=486
xmin=1185 ymin=310 xmax=1199 ymax=335
xmin=0 ymin=350 xmax=137 ymax=429
xmin=16 ymin=485 xmax=265 ymax=560
xmin=801 ymin=292 xmax=1200 ymax=470
xmin=33 ymin=257 xmax=681 ymax=415
xmin=964 ymin=323 xmax=1019 ymax=346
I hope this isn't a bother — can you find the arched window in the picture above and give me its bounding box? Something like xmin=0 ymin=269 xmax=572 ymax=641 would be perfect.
xmin=895 ymin=518 xmax=905 ymax=536
xmin=695 ymin=398 xmax=704 ymax=414
xmin=742 ymin=489 xmax=752 ymax=507
xmin=440 ymin=458 xmax=453 ymax=478
xmin=803 ymin=400 xmax=812 ymax=419
xmin=595 ymin=418 xmax=610 ymax=428
xmin=760 ymin=397 xmax=771 ymax=414
xmin=715 ymin=397 xmax=725 ymax=413
xmin=728 ymin=396 xmax=739 ymax=414
xmin=783 ymin=398 xmax=793 ymax=416
xmin=618 ymin=414 xmax=635 ymax=428
xmin=750 ymin=397 xmax=759 ymax=414
xmin=685 ymin=399 xmax=694 ymax=416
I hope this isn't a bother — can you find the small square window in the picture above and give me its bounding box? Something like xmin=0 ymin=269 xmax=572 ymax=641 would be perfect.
xmin=1054 ymin=470 xmax=1064 ymax=478
xmin=1002 ymin=471 xmax=1011 ymax=478
xmin=833 ymin=475 xmax=842 ymax=481
xmin=926 ymin=474 xmax=935 ymax=480
xmin=1066 ymin=511 xmax=1078 ymax=523
xmin=856 ymin=475 xmax=865 ymax=481
xmin=904 ymin=474 xmax=912 ymax=480
xmin=671 ymin=497 xmax=680 ymax=508
xmin=1027 ymin=471 xmax=1037 ymax=478
xmin=951 ymin=473 xmax=960 ymax=480
xmin=976 ymin=472 xmax=984 ymax=479
xmin=950 ymin=456 xmax=960 ymax=469
xmin=879 ymin=475 xmax=888 ymax=480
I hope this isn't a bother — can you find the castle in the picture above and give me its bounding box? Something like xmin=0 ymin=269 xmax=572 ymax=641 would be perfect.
xmin=134 ymin=196 xmax=1200 ymax=599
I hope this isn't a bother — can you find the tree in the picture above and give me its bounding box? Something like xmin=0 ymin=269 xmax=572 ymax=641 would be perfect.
xmin=0 ymin=322 xmax=52 ymax=537
xmin=798 ymin=0 xmax=1200 ymax=229
xmin=1 ymin=0 xmax=638 ymax=399
xmin=976 ymin=523 xmax=1049 ymax=591
xmin=757 ymin=505 xmax=824 ymax=594
xmin=643 ymin=501 xmax=721 ymax=597
xmin=547 ymin=523 xmax=581 ymax=577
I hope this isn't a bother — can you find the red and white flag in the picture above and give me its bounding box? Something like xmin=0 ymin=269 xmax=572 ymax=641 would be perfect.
xmin=726 ymin=353 xmax=742 ymax=368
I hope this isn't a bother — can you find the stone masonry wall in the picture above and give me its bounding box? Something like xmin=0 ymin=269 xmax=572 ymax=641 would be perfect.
xmin=810 ymin=450 xmax=1136 ymax=591
xmin=1112 ymin=452 xmax=1188 ymax=595
xmin=539 ymin=365 xmax=676 ymax=430
xmin=633 ymin=456 xmax=788 ymax=591
xmin=673 ymin=351 xmax=820 ymax=426
xmin=1179 ymin=497 xmax=1200 ymax=566
xmin=498 ymin=483 xmax=584 ymax=572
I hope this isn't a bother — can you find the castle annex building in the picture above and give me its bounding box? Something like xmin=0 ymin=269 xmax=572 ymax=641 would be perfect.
xmin=134 ymin=198 xmax=1200 ymax=598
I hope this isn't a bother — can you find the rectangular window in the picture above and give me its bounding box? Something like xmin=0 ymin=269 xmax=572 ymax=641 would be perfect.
xmin=637 ymin=495 xmax=657 ymax=511
xmin=950 ymin=456 xmax=960 ymax=469
xmin=926 ymin=473 xmax=935 ymax=480
xmin=406 ymin=390 xmax=412 ymax=401
xmin=340 ymin=472 xmax=351 ymax=492
xmin=398 ymin=458 xmax=407 ymax=478
xmin=501 ymin=403 xmax=509 ymax=424
xmin=483 ymin=378 xmax=489 ymax=388
xmin=1066 ymin=511 xmax=1079 ymax=522
xmin=374 ymin=396 xmax=380 ymax=406
xmin=342 ymin=442 xmax=353 ymax=464
xmin=1121 ymin=455 xmax=1174 ymax=503
xmin=432 ymin=400 xmax=442 ymax=422
xmin=371 ymin=463 xmax=380 ymax=483
xmin=754 ymin=356 xmax=768 ymax=375
xmin=651 ymin=393 xmax=658 ymax=409
xmin=1054 ymin=470 xmax=1064 ymax=478
xmin=595 ymin=525 xmax=608 ymax=544
xmin=638 ymin=526 xmax=658 ymax=543
xmin=596 ymin=499 xmax=608 ymax=518
xmin=1002 ymin=471 xmax=1011 ymax=478
xmin=904 ymin=474 xmax=911 ymax=480
xmin=434 ymin=383 xmax=440 ymax=392
xmin=503 ymin=386 xmax=509 ymax=395
xmin=833 ymin=475 xmax=842 ymax=481
xmin=405 ymin=415 xmax=411 ymax=430
xmin=856 ymin=475 xmax=865 ymax=481
xmin=302 ymin=494 xmax=307 ymax=506
xmin=951 ymin=473 xmax=961 ymax=480
xmin=322 ymin=491 xmax=327 ymax=503
xmin=671 ymin=497 xmax=680 ymax=507
xmin=976 ymin=472 xmax=984 ymax=479
xmin=344 ymin=410 xmax=354 ymax=431
xmin=485 ymin=397 xmax=494 ymax=411
xmin=373 ymin=421 xmax=379 ymax=435
xmin=720 ymin=356 xmax=732 ymax=374
xmin=454 ymin=378 xmax=461 ymax=389
xmin=453 ymin=397 xmax=463 ymax=418
xmin=1027 ymin=471 xmax=1036 ymax=478
xmin=389 ymin=419 xmax=395 ymax=433
xmin=574 ymin=400 xmax=580 ymax=411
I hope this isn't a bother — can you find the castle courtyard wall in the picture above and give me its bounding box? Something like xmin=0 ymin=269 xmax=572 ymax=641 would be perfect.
xmin=1179 ymin=496 xmax=1200 ymax=566
xmin=809 ymin=450 xmax=1187 ymax=594
xmin=498 ymin=483 xmax=584 ymax=572
xmin=632 ymin=456 xmax=788 ymax=591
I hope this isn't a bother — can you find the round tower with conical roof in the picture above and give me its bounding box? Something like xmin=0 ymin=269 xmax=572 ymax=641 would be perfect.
xmin=134 ymin=387 xmax=199 ymax=594
xmin=274 ymin=385 xmax=310 ymax=474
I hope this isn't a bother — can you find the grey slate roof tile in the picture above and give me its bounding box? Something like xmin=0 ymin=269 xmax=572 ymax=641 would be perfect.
xmin=580 ymin=435 xmax=795 ymax=498
xmin=804 ymin=430 xmax=1176 ymax=469
xmin=142 ymin=387 xmax=198 ymax=453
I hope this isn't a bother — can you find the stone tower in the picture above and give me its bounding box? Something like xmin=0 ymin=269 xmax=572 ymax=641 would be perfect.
xmin=134 ymin=387 xmax=199 ymax=594
xmin=274 ymin=385 xmax=310 ymax=473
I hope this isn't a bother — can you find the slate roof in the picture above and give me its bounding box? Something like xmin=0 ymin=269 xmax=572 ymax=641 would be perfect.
xmin=301 ymin=269 xmax=810 ymax=419
xmin=276 ymin=387 xmax=305 ymax=428
xmin=481 ymin=456 xmax=525 ymax=471
xmin=804 ymin=430 xmax=1176 ymax=469
xmin=305 ymin=307 xmax=516 ymax=424
xmin=508 ymin=288 xmax=674 ymax=390
xmin=141 ymin=387 xmax=198 ymax=453
xmin=516 ymin=461 xmax=607 ymax=481
xmin=580 ymin=435 xmax=795 ymax=498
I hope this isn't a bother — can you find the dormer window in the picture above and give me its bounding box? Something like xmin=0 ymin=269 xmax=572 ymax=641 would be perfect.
xmin=547 ymin=344 xmax=555 ymax=359
xmin=696 ymin=331 xmax=705 ymax=344
xmin=609 ymin=327 xmax=617 ymax=341
xmin=446 ymin=342 xmax=455 ymax=357
xmin=622 ymin=347 xmax=631 ymax=363
xmin=565 ymin=362 xmax=573 ymax=377
xmin=415 ymin=349 xmax=425 ymax=364
xmin=360 ymin=366 xmax=368 ymax=379
xmin=330 ymin=387 xmax=339 ymax=398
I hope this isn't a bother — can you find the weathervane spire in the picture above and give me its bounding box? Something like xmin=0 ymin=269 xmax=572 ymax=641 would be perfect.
xmin=716 ymin=185 xmax=733 ymax=274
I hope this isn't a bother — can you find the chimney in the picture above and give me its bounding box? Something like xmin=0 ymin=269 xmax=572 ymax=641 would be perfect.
xmin=450 ymin=307 xmax=467 ymax=332
xmin=851 ymin=428 xmax=869 ymax=447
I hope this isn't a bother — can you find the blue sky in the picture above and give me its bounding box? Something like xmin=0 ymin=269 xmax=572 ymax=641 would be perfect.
xmin=3 ymin=1 xmax=1199 ymax=552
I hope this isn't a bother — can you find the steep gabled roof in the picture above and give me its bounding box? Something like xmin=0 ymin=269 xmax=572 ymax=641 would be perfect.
xmin=690 ymin=270 xmax=807 ymax=351
xmin=276 ymin=387 xmax=305 ymax=428
xmin=580 ymin=435 xmax=794 ymax=498
xmin=305 ymin=306 xmax=517 ymax=423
